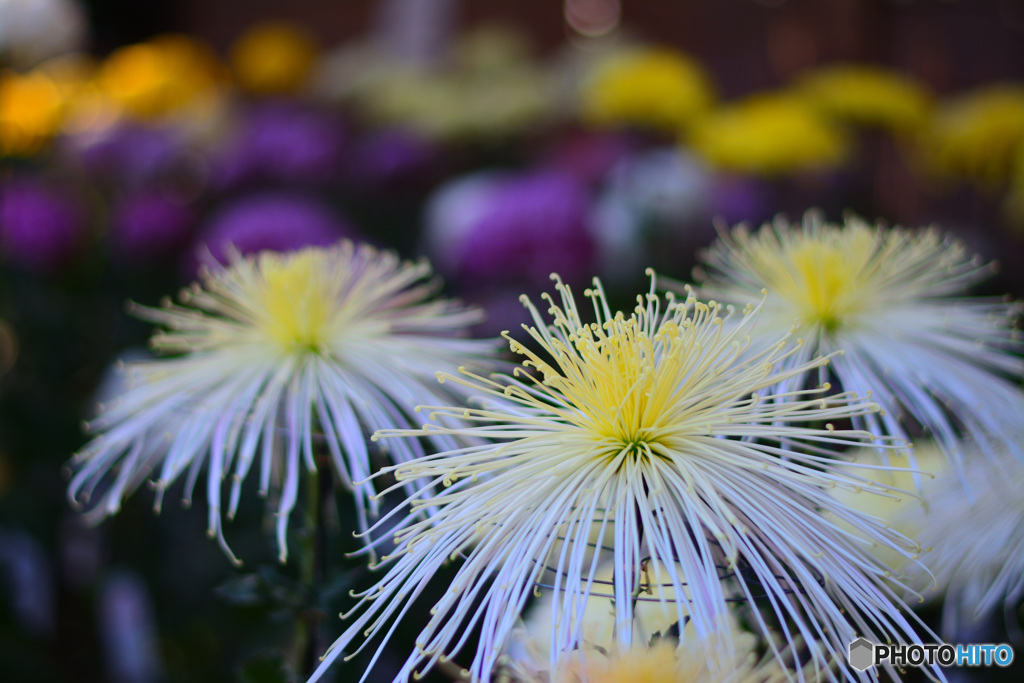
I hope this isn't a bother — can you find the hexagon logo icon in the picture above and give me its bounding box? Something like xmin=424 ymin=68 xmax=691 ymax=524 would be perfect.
xmin=848 ymin=637 xmax=875 ymax=671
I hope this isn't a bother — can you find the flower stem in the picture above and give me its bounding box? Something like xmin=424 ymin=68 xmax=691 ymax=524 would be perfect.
xmin=292 ymin=466 xmax=326 ymax=677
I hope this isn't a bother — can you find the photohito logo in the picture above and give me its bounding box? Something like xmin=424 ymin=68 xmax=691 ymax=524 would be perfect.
xmin=848 ymin=638 xmax=1015 ymax=671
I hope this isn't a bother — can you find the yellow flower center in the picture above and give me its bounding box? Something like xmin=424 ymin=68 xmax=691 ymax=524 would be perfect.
xmin=256 ymin=249 xmax=339 ymax=353
xmin=515 ymin=293 xmax=719 ymax=462
xmin=751 ymin=227 xmax=878 ymax=332
xmin=577 ymin=318 xmax=667 ymax=449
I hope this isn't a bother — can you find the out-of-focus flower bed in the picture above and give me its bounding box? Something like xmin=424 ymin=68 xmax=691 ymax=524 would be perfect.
xmin=5 ymin=12 xmax=1024 ymax=292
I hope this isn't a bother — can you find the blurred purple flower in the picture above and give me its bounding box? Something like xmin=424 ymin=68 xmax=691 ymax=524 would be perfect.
xmin=0 ymin=528 xmax=54 ymax=637
xmin=211 ymin=102 xmax=345 ymax=190
xmin=457 ymin=172 xmax=595 ymax=287
xmin=341 ymin=128 xmax=438 ymax=191
xmin=0 ymin=178 xmax=86 ymax=272
xmin=189 ymin=192 xmax=357 ymax=271
xmin=67 ymin=123 xmax=187 ymax=185
xmin=707 ymin=173 xmax=772 ymax=226
xmin=459 ymin=285 xmax=535 ymax=339
xmin=98 ymin=571 xmax=162 ymax=683
xmin=424 ymin=171 xmax=596 ymax=292
xmin=111 ymin=192 xmax=194 ymax=263
xmin=587 ymin=148 xmax=715 ymax=279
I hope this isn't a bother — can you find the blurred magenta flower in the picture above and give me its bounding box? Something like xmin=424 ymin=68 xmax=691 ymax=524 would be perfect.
xmin=0 ymin=177 xmax=86 ymax=272
xmin=110 ymin=191 xmax=195 ymax=263
xmin=424 ymin=170 xmax=595 ymax=290
xmin=189 ymin=192 xmax=357 ymax=271
xmin=539 ymin=129 xmax=637 ymax=187
xmin=211 ymin=102 xmax=345 ymax=190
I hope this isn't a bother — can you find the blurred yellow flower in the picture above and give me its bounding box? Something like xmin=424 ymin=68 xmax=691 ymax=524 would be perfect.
xmin=828 ymin=444 xmax=947 ymax=581
xmin=31 ymin=53 xmax=122 ymax=135
xmin=689 ymin=93 xmax=848 ymax=175
xmin=230 ymin=22 xmax=319 ymax=95
xmin=1002 ymin=140 xmax=1024 ymax=232
xmin=507 ymin=560 xmax=826 ymax=683
xmin=360 ymin=65 xmax=549 ymax=141
xmin=0 ymin=53 xmax=119 ymax=155
xmin=454 ymin=23 xmax=532 ymax=76
xmin=795 ymin=63 xmax=933 ymax=132
xmin=98 ymin=34 xmax=225 ymax=120
xmin=34 ymin=53 xmax=96 ymax=97
xmin=316 ymin=25 xmax=550 ymax=141
xmin=581 ymin=47 xmax=714 ymax=133
xmin=555 ymin=641 xmax=710 ymax=683
xmin=0 ymin=70 xmax=64 ymax=155
xmin=921 ymin=84 xmax=1024 ymax=184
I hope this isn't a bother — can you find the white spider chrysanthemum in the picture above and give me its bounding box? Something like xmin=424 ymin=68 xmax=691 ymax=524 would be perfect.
xmin=67 ymin=242 xmax=496 ymax=563
xmin=898 ymin=441 xmax=1024 ymax=633
xmin=310 ymin=274 xmax=932 ymax=683
xmin=690 ymin=211 xmax=1024 ymax=478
